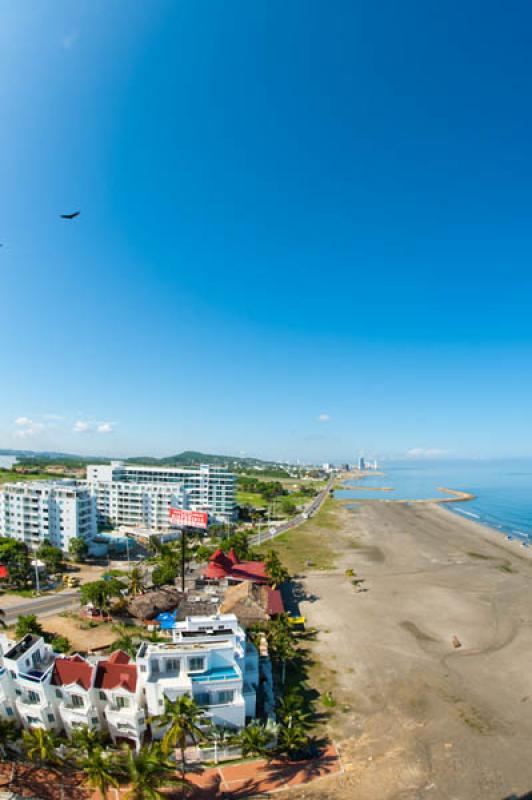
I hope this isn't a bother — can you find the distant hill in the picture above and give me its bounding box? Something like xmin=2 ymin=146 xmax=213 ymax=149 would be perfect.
xmin=126 ymin=450 xmax=279 ymax=468
xmin=1 ymin=448 xmax=289 ymax=471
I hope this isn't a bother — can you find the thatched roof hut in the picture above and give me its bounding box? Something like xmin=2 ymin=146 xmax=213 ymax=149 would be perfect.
xmin=127 ymin=586 xmax=182 ymax=620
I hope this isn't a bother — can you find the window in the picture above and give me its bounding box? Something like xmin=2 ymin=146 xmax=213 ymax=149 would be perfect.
xmin=71 ymin=694 xmax=84 ymax=708
xmin=194 ymin=692 xmax=210 ymax=707
xmin=55 ymin=689 xmax=62 ymax=698
xmin=165 ymin=658 xmax=179 ymax=673
xmin=188 ymin=657 xmax=205 ymax=673
xmin=5 ymin=707 xmax=13 ymax=717
xmin=217 ymin=690 xmax=234 ymax=705
xmin=116 ymin=696 xmax=130 ymax=709
xmin=28 ymin=691 xmax=40 ymax=705
xmin=48 ymin=714 xmax=55 ymax=723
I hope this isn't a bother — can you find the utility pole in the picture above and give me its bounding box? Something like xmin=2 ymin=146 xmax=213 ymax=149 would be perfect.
xmin=34 ymin=557 xmax=40 ymax=595
xmin=181 ymin=527 xmax=187 ymax=592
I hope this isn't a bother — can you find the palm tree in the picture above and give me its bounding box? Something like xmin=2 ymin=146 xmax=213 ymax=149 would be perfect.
xmin=277 ymin=691 xmax=311 ymax=729
xmin=277 ymin=722 xmax=310 ymax=759
xmin=151 ymin=695 xmax=208 ymax=783
xmin=264 ymin=549 xmax=289 ymax=588
xmin=22 ymin=727 xmax=63 ymax=769
xmin=269 ymin=626 xmax=296 ymax=684
xmin=0 ymin=607 xmax=6 ymax=628
xmin=79 ymin=747 xmax=121 ymax=800
xmin=70 ymin=724 xmax=107 ymax=757
xmin=127 ymin=566 xmax=145 ymax=597
xmin=120 ymin=743 xmax=186 ymax=800
xmin=235 ymin=722 xmax=274 ymax=757
xmin=111 ymin=623 xmax=138 ymax=657
xmin=0 ymin=718 xmax=20 ymax=757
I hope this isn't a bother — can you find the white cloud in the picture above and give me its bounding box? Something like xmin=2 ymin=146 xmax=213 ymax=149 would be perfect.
xmin=406 ymin=448 xmax=449 ymax=459
xmin=61 ymin=30 xmax=79 ymax=49
xmin=317 ymin=414 xmax=330 ymax=422
xmin=14 ymin=417 xmax=45 ymax=438
xmin=97 ymin=422 xmax=114 ymax=434
xmin=73 ymin=420 xmax=90 ymax=433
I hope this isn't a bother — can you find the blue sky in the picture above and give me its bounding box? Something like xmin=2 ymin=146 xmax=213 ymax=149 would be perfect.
xmin=2 ymin=1 xmax=532 ymax=462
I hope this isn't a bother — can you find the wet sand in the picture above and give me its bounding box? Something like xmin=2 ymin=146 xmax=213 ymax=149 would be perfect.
xmin=292 ymin=501 xmax=532 ymax=800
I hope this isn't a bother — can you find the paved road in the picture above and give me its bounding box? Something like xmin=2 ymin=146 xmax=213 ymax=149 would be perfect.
xmin=2 ymin=590 xmax=80 ymax=625
xmin=248 ymin=477 xmax=334 ymax=546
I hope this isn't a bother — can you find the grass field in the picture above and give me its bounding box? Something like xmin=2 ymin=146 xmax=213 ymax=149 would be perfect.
xmin=236 ymin=490 xmax=267 ymax=508
xmin=254 ymin=497 xmax=339 ymax=572
xmin=0 ymin=470 xmax=50 ymax=484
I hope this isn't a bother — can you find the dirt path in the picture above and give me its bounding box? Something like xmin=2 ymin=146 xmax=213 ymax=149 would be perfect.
xmin=278 ymin=501 xmax=532 ymax=800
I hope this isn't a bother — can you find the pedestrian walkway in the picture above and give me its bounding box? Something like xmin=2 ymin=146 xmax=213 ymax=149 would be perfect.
xmin=183 ymin=741 xmax=341 ymax=798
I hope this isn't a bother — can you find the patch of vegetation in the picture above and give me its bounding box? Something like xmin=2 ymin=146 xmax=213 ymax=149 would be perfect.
xmin=255 ymin=498 xmax=340 ymax=571
xmin=467 ymin=551 xmax=493 ymax=560
xmin=312 ymin=497 xmax=342 ymax=531
xmin=0 ymin=468 xmax=51 ymax=484
xmin=237 ymin=490 xmax=267 ymax=508
xmin=322 ymin=692 xmax=337 ymax=708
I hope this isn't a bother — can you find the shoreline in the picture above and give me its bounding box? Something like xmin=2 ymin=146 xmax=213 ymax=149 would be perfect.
xmin=434 ymin=499 xmax=532 ymax=562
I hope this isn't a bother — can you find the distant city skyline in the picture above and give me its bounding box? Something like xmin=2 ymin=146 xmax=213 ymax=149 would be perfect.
xmin=2 ymin=3 xmax=532 ymax=462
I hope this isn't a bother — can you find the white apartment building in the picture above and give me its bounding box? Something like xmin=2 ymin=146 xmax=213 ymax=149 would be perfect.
xmin=0 ymin=614 xmax=259 ymax=751
xmin=137 ymin=614 xmax=258 ymax=732
xmin=86 ymin=461 xmax=237 ymax=528
xmin=0 ymin=480 xmax=97 ymax=552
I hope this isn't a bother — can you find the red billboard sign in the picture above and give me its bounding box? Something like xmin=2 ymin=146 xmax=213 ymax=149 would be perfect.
xmin=169 ymin=508 xmax=208 ymax=529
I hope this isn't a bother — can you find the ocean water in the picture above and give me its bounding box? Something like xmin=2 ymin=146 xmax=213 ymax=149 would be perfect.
xmin=337 ymin=459 xmax=532 ymax=543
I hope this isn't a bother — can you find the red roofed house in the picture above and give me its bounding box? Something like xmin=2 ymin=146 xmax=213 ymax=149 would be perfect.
xmin=51 ymin=654 xmax=99 ymax=737
xmin=94 ymin=651 xmax=146 ymax=750
xmin=203 ymin=548 xmax=269 ymax=585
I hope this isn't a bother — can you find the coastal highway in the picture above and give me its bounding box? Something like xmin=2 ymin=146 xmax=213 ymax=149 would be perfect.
xmin=248 ymin=477 xmax=335 ymax=546
xmin=2 ymin=590 xmax=80 ymax=626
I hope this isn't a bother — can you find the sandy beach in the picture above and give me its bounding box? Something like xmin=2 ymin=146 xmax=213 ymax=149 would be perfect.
xmin=284 ymin=500 xmax=532 ymax=800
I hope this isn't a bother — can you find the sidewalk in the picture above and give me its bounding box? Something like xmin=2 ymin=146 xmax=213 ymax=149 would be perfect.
xmin=185 ymin=742 xmax=342 ymax=797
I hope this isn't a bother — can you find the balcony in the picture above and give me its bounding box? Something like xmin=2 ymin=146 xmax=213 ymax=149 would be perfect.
xmin=191 ymin=666 xmax=241 ymax=684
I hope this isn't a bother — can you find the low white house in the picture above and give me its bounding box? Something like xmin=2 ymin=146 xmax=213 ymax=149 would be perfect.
xmin=2 ymin=634 xmax=60 ymax=733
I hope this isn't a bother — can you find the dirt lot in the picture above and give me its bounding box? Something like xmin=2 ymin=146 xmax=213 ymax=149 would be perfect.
xmin=274 ymin=501 xmax=532 ymax=800
xmin=39 ymin=613 xmax=117 ymax=652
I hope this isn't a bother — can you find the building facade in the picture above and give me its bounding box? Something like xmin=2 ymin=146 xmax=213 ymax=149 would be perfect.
xmin=0 ymin=614 xmax=258 ymax=751
xmin=0 ymin=480 xmax=97 ymax=552
xmin=86 ymin=461 xmax=237 ymax=528
xmin=137 ymin=614 xmax=258 ymax=731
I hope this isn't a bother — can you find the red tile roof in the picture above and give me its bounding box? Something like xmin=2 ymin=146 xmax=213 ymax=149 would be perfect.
xmin=95 ymin=651 xmax=137 ymax=692
xmin=203 ymin=550 xmax=268 ymax=584
xmin=265 ymin=588 xmax=285 ymax=616
xmin=52 ymin=655 xmax=94 ymax=690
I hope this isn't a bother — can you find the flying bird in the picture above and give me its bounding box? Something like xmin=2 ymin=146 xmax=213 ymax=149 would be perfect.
xmin=60 ymin=210 xmax=80 ymax=220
